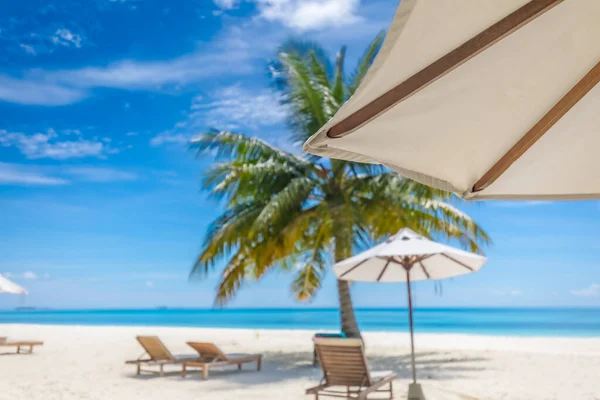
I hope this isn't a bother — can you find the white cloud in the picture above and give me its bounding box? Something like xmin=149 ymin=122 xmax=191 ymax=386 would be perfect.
xmin=45 ymin=33 xmax=254 ymax=91
xmin=51 ymin=28 xmax=83 ymax=48
xmin=0 ymin=74 xmax=86 ymax=106
xmin=0 ymin=162 xmax=69 ymax=186
xmin=214 ymin=0 xmax=241 ymax=9
xmin=571 ymin=283 xmax=600 ymax=297
xmin=0 ymin=129 xmax=111 ymax=160
xmin=146 ymin=281 xmax=154 ymax=288
xmin=493 ymin=288 xmax=523 ymax=297
xmin=255 ymin=0 xmax=360 ymax=31
xmin=3 ymin=271 xmax=45 ymax=280
xmin=19 ymin=43 xmax=36 ymax=55
xmin=0 ymin=163 xmax=140 ymax=186
xmin=125 ymin=131 xmax=138 ymax=136
xmin=23 ymin=271 xmax=38 ymax=280
xmin=62 ymin=129 xmax=82 ymax=136
xmin=200 ymin=84 xmax=287 ymax=128
xmin=0 ymin=0 xmax=371 ymax=107
xmin=64 ymin=167 xmax=138 ymax=182
xmin=150 ymin=133 xmax=190 ymax=147
xmin=151 ymin=84 xmax=287 ymax=146
xmin=0 ymin=14 xmax=277 ymax=106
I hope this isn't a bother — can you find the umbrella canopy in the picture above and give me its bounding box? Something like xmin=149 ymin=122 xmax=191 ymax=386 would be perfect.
xmin=304 ymin=0 xmax=600 ymax=200
xmin=0 ymin=275 xmax=27 ymax=295
xmin=335 ymin=228 xmax=487 ymax=282
xmin=333 ymin=228 xmax=487 ymax=399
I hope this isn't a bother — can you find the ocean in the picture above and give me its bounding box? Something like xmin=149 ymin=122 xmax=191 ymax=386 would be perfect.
xmin=1 ymin=308 xmax=599 ymax=337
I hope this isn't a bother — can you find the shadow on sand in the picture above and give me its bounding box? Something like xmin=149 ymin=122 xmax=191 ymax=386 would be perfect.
xmin=127 ymin=350 xmax=489 ymax=390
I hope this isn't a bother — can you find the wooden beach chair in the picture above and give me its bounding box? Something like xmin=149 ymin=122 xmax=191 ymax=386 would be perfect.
xmin=306 ymin=338 xmax=396 ymax=400
xmin=125 ymin=336 xmax=201 ymax=377
xmin=182 ymin=342 xmax=262 ymax=380
xmin=0 ymin=339 xmax=44 ymax=354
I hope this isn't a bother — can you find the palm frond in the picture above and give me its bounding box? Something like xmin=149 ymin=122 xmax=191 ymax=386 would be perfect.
xmin=253 ymin=176 xmax=316 ymax=232
xmin=191 ymin=130 xmax=310 ymax=168
xmin=214 ymin=250 xmax=248 ymax=307
xmin=332 ymin=46 xmax=347 ymax=105
xmin=191 ymin=202 xmax=262 ymax=277
xmin=291 ymin=221 xmax=330 ymax=301
xmin=348 ymin=31 xmax=385 ymax=95
xmin=203 ymin=159 xmax=302 ymax=203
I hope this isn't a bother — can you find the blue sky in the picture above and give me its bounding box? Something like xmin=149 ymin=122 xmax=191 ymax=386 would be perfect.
xmin=0 ymin=0 xmax=599 ymax=310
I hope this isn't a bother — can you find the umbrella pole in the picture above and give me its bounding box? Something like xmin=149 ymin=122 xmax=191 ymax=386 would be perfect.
xmin=406 ymin=269 xmax=417 ymax=384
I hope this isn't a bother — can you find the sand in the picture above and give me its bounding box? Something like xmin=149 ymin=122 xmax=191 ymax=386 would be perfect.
xmin=1 ymin=324 xmax=600 ymax=400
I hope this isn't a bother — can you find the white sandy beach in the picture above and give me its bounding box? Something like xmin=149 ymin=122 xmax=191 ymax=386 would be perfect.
xmin=1 ymin=324 xmax=600 ymax=400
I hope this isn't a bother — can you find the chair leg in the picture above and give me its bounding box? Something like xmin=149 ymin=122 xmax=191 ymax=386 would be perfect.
xmin=202 ymin=365 xmax=209 ymax=380
xmin=159 ymin=364 xmax=164 ymax=377
xmin=257 ymin=356 xmax=262 ymax=371
xmin=181 ymin=364 xmax=186 ymax=378
xmin=238 ymin=363 xmax=242 ymax=370
xmin=16 ymin=346 xmax=21 ymax=354
xmin=136 ymin=364 xmax=141 ymax=375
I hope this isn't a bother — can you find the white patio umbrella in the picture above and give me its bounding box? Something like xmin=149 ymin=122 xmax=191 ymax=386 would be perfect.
xmin=333 ymin=228 xmax=487 ymax=399
xmin=304 ymin=0 xmax=600 ymax=200
xmin=0 ymin=275 xmax=27 ymax=295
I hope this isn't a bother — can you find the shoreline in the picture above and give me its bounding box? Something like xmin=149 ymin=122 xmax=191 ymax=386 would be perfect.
xmin=2 ymin=324 xmax=600 ymax=399
xmin=2 ymin=321 xmax=600 ymax=340
xmin=4 ymin=323 xmax=600 ymax=355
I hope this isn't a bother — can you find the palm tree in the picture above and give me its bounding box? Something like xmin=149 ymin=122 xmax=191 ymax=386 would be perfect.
xmin=190 ymin=34 xmax=490 ymax=338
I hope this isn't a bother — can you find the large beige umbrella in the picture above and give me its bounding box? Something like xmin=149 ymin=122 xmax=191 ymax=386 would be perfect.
xmin=304 ymin=0 xmax=600 ymax=200
xmin=333 ymin=228 xmax=487 ymax=399
xmin=0 ymin=275 xmax=27 ymax=295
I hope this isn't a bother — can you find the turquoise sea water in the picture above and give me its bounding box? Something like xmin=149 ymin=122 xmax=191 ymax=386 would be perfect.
xmin=1 ymin=308 xmax=599 ymax=337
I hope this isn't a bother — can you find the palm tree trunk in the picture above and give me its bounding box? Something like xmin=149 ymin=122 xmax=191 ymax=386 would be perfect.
xmin=334 ymin=228 xmax=362 ymax=339
xmin=336 ymin=278 xmax=361 ymax=338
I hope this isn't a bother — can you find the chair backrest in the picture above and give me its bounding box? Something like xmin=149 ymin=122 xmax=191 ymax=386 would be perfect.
xmin=136 ymin=336 xmax=174 ymax=361
xmin=314 ymin=338 xmax=371 ymax=387
xmin=186 ymin=342 xmax=228 ymax=362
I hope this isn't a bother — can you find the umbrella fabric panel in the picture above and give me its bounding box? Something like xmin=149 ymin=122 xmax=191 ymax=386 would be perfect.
xmin=479 ymin=81 xmax=600 ymax=199
xmin=336 ymin=258 xmax=396 ymax=282
xmin=0 ymin=275 xmax=27 ymax=295
xmin=304 ymin=0 xmax=600 ymax=200
xmin=336 ymin=253 xmax=483 ymax=283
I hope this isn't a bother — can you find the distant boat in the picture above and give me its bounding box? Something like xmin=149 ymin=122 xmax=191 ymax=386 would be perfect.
xmin=14 ymin=307 xmax=51 ymax=311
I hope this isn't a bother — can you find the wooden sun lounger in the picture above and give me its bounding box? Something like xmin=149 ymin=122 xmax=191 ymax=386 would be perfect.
xmin=306 ymin=338 xmax=396 ymax=400
xmin=182 ymin=342 xmax=262 ymax=380
xmin=125 ymin=336 xmax=201 ymax=377
xmin=0 ymin=340 xmax=44 ymax=354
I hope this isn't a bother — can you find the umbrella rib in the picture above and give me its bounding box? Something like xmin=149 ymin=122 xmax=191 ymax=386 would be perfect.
xmin=381 ymin=256 xmax=405 ymax=267
xmin=473 ymin=60 xmax=600 ymax=192
xmin=440 ymin=253 xmax=474 ymax=271
xmin=376 ymin=259 xmax=392 ymax=282
xmin=338 ymin=258 xmax=370 ymax=279
xmin=326 ymin=0 xmax=563 ymax=138
xmin=418 ymin=261 xmax=431 ymax=279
